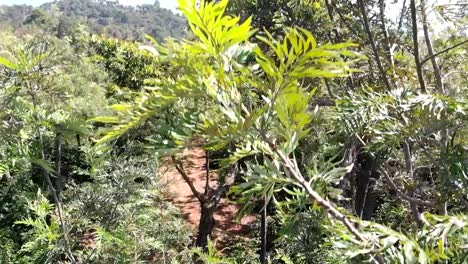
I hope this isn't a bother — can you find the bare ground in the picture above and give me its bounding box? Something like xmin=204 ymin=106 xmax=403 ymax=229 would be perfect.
xmin=161 ymin=147 xmax=256 ymax=246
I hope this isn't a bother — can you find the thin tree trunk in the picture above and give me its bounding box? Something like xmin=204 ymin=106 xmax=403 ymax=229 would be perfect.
xmin=325 ymin=0 xmax=334 ymax=21
xmin=204 ymin=151 xmax=210 ymax=196
xmin=410 ymin=0 xmax=427 ymax=93
xmin=420 ymin=0 xmax=444 ymax=93
xmin=398 ymin=0 xmax=408 ymax=33
xmin=196 ymin=150 xmax=217 ymax=250
xmin=172 ymin=153 xmax=223 ymax=250
xmin=378 ymin=0 xmax=396 ymax=81
xmin=55 ymin=130 xmax=64 ymax=198
xmin=259 ymin=196 xmax=268 ymax=264
xmin=324 ymin=79 xmax=335 ymax=98
xmin=197 ymin=184 xmax=225 ymax=250
xmin=403 ymin=141 xmax=425 ymax=228
xmin=357 ymin=0 xmax=392 ymax=91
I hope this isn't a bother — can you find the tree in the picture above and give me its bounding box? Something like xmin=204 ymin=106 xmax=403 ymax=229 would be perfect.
xmin=1 ymin=0 xmax=187 ymax=41
xmin=97 ymin=0 xmax=467 ymax=262
xmin=0 ymin=34 xmax=109 ymax=262
xmin=0 ymin=29 xmax=197 ymax=263
xmin=0 ymin=0 xmax=466 ymax=263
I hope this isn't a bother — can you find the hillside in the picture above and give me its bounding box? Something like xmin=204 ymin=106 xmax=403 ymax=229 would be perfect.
xmin=0 ymin=0 xmax=186 ymax=41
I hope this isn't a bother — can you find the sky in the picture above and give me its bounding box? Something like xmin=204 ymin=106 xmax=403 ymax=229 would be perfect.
xmin=0 ymin=0 xmax=179 ymax=12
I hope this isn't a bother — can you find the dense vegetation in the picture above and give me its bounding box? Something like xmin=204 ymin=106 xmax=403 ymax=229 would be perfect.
xmin=0 ymin=0 xmax=186 ymax=41
xmin=0 ymin=0 xmax=467 ymax=263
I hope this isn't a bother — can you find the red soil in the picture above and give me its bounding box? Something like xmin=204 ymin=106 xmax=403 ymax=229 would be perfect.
xmin=161 ymin=148 xmax=256 ymax=245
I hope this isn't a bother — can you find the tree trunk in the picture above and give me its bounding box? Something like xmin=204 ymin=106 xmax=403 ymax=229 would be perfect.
xmin=357 ymin=0 xmax=392 ymax=91
xmin=55 ymin=130 xmax=64 ymax=198
xmin=196 ymin=200 xmax=216 ymax=249
xmin=397 ymin=0 xmax=407 ymax=33
xmin=76 ymin=134 xmax=81 ymax=147
xmin=172 ymin=153 xmax=225 ymax=251
xmin=354 ymin=152 xmax=379 ymax=220
xmin=361 ymin=178 xmax=378 ymax=220
xmin=403 ymin=141 xmax=425 ymax=228
xmin=204 ymin=152 xmax=210 ymax=196
xmin=355 ymin=170 xmax=370 ymax=218
xmin=259 ymin=196 xmax=268 ymax=264
xmin=378 ymin=0 xmax=396 ymax=81
xmin=420 ymin=0 xmax=444 ymax=93
xmin=340 ymin=139 xmax=361 ymax=210
xmin=410 ymin=0 xmax=427 ymax=93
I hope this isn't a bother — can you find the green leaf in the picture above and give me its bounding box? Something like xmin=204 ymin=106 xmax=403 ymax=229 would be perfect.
xmin=90 ymin=116 xmax=121 ymax=124
xmin=110 ymin=104 xmax=132 ymax=112
xmin=0 ymin=56 xmax=18 ymax=70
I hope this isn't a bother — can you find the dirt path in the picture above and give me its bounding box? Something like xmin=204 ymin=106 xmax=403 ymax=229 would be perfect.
xmin=161 ymin=148 xmax=256 ymax=245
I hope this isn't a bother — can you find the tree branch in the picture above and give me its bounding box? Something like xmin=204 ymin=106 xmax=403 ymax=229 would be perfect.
xmin=276 ymin=148 xmax=367 ymax=241
xmin=311 ymin=97 xmax=335 ymax=107
xmin=380 ymin=169 xmax=435 ymax=207
xmin=172 ymin=155 xmax=205 ymax=203
xmin=421 ymin=39 xmax=468 ymax=65
xmin=258 ymin=131 xmax=367 ymax=243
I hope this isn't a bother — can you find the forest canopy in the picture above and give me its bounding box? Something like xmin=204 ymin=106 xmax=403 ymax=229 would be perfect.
xmin=0 ymin=0 xmax=186 ymax=41
xmin=0 ymin=0 xmax=467 ymax=263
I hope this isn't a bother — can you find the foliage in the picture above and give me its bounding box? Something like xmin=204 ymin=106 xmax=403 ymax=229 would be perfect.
xmin=15 ymin=191 xmax=62 ymax=263
xmin=192 ymin=239 xmax=235 ymax=264
xmin=0 ymin=28 xmax=195 ymax=263
xmin=89 ymin=35 xmax=161 ymax=94
xmin=328 ymin=213 xmax=468 ymax=263
xmin=337 ymin=88 xmax=467 ymax=208
xmin=0 ymin=0 xmax=467 ymax=263
xmin=63 ymin=154 xmax=193 ymax=263
xmin=95 ymin=0 xmax=468 ymax=263
xmin=0 ymin=0 xmax=186 ymax=41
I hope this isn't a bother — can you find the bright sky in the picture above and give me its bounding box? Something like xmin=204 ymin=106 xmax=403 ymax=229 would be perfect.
xmin=0 ymin=0 xmax=179 ymax=12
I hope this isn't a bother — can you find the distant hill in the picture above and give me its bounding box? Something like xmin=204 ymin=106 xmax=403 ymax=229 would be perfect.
xmin=0 ymin=0 xmax=187 ymax=41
